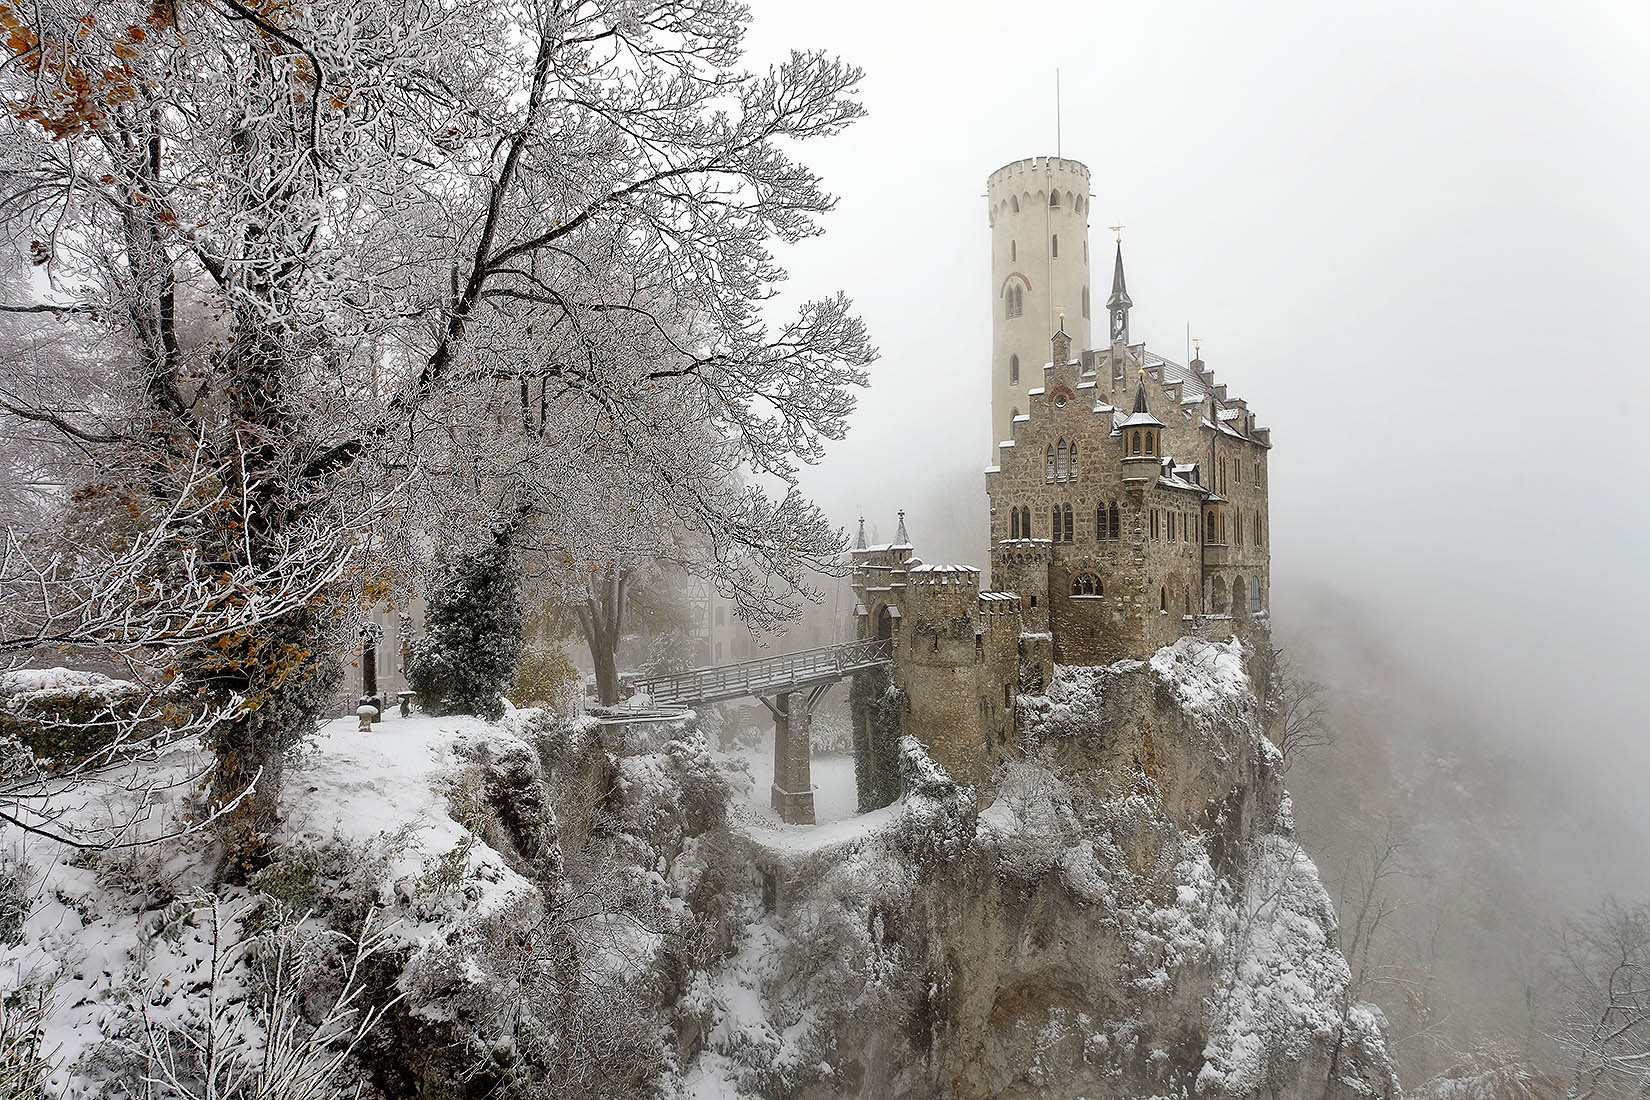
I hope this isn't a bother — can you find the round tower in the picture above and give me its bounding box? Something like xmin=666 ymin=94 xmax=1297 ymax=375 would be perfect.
xmin=986 ymin=156 xmax=1094 ymax=451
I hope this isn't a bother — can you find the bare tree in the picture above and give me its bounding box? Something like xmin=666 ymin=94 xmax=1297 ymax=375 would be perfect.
xmin=1265 ymin=646 xmax=1332 ymax=772
xmin=1338 ymin=817 xmax=1408 ymax=1001
xmin=1552 ymin=897 xmax=1650 ymax=1100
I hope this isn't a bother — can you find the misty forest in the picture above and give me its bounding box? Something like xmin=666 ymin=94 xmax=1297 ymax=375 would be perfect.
xmin=0 ymin=1 xmax=1645 ymax=1098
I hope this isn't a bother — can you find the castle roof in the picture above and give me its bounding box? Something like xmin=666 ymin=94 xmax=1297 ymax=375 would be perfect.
xmin=1158 ymin=461 xmax=1210 ymax=496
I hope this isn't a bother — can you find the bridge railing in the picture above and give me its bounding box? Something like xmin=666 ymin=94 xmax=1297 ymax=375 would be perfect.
xmin=632 ymin=637 xmax=892 ymax=707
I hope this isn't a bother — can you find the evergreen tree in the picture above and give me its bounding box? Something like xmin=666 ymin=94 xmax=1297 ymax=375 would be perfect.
xmin=409 ymin=529 xmax=525 ymax=722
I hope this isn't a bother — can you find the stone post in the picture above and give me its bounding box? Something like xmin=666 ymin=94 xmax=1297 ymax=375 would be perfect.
xmin=359 ymin=620 xmax=383 ymax=726
xmin=765 ymin=689 xmax=818 ymax=825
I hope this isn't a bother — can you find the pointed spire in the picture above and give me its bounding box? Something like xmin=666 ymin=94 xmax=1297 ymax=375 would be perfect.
xmin=854 ymin=516 xmax=867 ymax=550
xmin=1106 ymin=242 xmax=1131 ymax=311
xmin=1107 ymin=240 xmax=1132 ymax=346
xmin=1133 ymin=371 xmax=1151 ymax=415
xmin=894 ymin=510 xmax=909 ymax=546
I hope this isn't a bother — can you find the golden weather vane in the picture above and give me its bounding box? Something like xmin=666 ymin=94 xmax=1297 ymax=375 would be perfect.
xmin=1108 ymin=224 xmax=1126 ymax=243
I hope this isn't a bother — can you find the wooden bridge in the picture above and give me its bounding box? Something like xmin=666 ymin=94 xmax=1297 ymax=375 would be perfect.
xmin=625 ymin=638 xmax=893 ymax=825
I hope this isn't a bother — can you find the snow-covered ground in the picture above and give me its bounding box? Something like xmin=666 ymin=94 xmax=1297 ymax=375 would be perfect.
xmin=3 ymin=711 xmax=540 ymax=1097
xmin=720 ymin=746 xmax=900 ymax=855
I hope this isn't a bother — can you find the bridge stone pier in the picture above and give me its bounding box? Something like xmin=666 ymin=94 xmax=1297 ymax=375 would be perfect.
xmin=629 ymin=638 xmax=893 ymax=826
xmin=760 ymin=683 xmax=832 ymax=824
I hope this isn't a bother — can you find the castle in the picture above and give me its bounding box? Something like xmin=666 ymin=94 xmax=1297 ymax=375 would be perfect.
xmin=851 ymin=155 xmax=1272 ymax=787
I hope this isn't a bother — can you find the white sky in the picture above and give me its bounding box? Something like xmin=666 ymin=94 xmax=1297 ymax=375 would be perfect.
xmin=742 ymin=0 xmax=1650 ymax=786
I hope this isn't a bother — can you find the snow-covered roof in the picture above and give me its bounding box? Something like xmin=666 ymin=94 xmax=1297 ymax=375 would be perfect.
xmin=908 ymin=563 xmax=979 ymax=575
xmin=1119 ymin=410 xmax=1165 ymax=429
xmin=978 ymin=591 xmax=1017 ymax=603
xmin=1158 ymin=466 xmax=1209 ymax=495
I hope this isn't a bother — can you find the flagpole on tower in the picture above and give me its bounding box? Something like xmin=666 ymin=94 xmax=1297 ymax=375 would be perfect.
xmin=1055 ymin=69 xmax=1062 ymax=158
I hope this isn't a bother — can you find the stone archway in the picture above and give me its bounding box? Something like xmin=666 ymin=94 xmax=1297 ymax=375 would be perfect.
xmin=876 ymin=605 xmax=894 ymax=643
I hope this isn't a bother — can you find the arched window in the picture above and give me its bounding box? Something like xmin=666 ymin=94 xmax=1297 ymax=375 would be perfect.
xmin=1045 ymin=445 xmax=1056 ymax=483
xmin=1083 ymin=240 xmax=1088 ymax=262
xmin=1159 ymin=586 xmax=1167 ymax=612
xmin=1081 ymin=286 xmax=1090 ymax=318
xmin=1020 ymin=505 xmax=1031 ymax=537
xmin=1010 ymin=240 xmax=1016 ymax=261
xmin=1144 ymin=431 xmax=1155 ymax=456
xmin=1095 ymin=503 xmax=1106 ymax=539
xmin=1131 ymin=431 xmax=1142 ymax=455
xmin=1010 ymin=508 xmax=1020 ymax=540
xmin=1234 ymin=575 xmax=1247 ymax=617
xmin=1206 ymin=510 xmax=1217 ymax=543
xmin=1108 ymin=501 xmax=1120 ymax=540
xmin=1062 ymin=503 xmax=1074 ymax=542
xmin=1184 ymin=589 xmax=1192 ymax=616
xmin=1010 ymin=354 xmax=1020 ymax=384
xmin=1218 ymin=457 xmax=1226 ymax=494
xmin=1251 ymin=576 xmax=1263 ymax=613
xmin=1254 ymin=511 xmax=1263 ymax=547
xmin=1056 ymin=440 xmax=1068 ymax=481
xmin=1051 ymin=505 xmax=1060 ymax=539
xmin=1075 ymin=195 xmax=1084 ymax=213
xmin=1069 ymin=443 xmax=1078 ymax=481
xmin=1070 ymin=573 xmax=1102 ymax=596
xmin=1235 ymin=513 xmax=1243 ymax=547
xmin=1011 ymin=195 xmax=1020 ymax=213
xmin=1051 ymin=233 xmax=1059 ymax=257
xmin=1050 ymin=189 xmax=1060 ymax=207
xmin=1211 ymin=576 xmax=1228 ymax=614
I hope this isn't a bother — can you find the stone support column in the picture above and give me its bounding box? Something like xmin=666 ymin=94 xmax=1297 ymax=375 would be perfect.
xmin=763 ymin=685 xmax=829 ymax=825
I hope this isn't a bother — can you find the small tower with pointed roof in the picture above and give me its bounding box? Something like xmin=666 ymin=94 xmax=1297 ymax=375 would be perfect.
xmin=1107 ymin=241 xmax=1132 ymax=347
xmin=1119 ymin=371 xmax=1165 ymax=483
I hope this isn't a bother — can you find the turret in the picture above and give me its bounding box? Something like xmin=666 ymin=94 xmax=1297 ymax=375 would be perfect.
xmin=987 ymin=156 xmax=1093 ymax=452
xmin=1119 ymin=373 xmax=1164 ymax=484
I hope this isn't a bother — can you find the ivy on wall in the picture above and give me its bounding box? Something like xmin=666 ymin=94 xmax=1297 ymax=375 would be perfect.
xmin=850 ymin=665 xmax=904 ymax=812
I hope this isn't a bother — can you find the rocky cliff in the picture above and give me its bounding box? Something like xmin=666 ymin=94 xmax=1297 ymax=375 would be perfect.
xmin=7 ymin=638 xmax=1397 ymax=1100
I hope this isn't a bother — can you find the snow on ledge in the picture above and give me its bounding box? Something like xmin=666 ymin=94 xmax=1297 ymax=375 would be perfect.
xmin=1146 ymin=635 xmax=1250 ymax=712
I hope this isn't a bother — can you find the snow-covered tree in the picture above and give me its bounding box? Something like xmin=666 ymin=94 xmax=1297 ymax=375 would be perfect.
xmin=407 ymin=523 xmax=525 ymax=722
xmin=0 ymin=0 xmax=871 ymax=865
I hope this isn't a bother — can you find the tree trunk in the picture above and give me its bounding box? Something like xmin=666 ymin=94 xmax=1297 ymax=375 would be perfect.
xmin=577 ymin=565 xmax=630 ymax=706
xmin=590 ymin=633 xmax=620 ymax=707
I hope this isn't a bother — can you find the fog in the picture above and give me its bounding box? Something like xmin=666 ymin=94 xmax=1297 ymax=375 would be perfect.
xmin=741 ymin=0 xmax=1650 ymax=813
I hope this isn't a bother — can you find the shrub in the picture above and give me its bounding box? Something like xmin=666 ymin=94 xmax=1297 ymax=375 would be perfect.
xmin=0 ymin=987 xmax=54 ymax=1100
xmin=510 ymin=643 xmax=579 ymax=714
xmin=0 ymin=669 xmax=151 ymax=769
xmin=638 ymin=633 xmax=696 ymax=679
xmin=408 ymin=527 xmax=524 ymax=721
xmin=0 ymin=859 xmax=29 ymax=947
